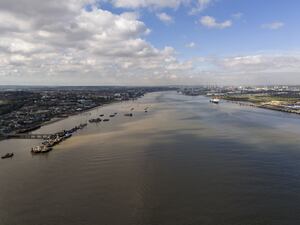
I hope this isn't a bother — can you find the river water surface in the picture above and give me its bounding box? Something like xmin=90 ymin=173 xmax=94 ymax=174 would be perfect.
xmin=1 ymin=91 xmax=300 ymax=225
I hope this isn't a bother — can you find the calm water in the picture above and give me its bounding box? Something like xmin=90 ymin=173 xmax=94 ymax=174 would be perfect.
xmin=1 ymin=91 xmax=300 ymax=225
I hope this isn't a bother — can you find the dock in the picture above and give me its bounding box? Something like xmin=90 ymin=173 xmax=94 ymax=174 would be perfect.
xmin=4 ymin=134 xmax=52 ymax=139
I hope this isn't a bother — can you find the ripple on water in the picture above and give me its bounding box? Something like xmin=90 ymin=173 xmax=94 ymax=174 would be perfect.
xmin=1 ymin=92 xmax=300 ymax=225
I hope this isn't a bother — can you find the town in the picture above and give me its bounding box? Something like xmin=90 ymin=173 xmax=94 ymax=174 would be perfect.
xmin=3 ymin=85 xmax=300 ymax=140
xmin=0 ymin=86 xmax=176 ymax=138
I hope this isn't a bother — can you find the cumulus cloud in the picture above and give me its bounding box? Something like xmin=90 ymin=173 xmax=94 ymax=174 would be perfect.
xmin=0 ymin=0 xmax=299 ymax=86
xmin=219 ymin=54 xmax=300 ymax=72
xmin=0 ymin=0 xmax=194 ymax=85
xmin=261 ymin=22 xmax=284 ymax=30
xmin=156 ymin=12 xmax=173 ymax=24
xmin=108 ymin=0 xmax=185 ymax=9
xmin=192 ymin=54 xmax=300 ymax=85
xmin=107 ymin=0 xmax=213 ymax=12
xmin=200 ymin=16 xmax=232 ymax=29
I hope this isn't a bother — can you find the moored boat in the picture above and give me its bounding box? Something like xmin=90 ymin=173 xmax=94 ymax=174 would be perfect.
xmin=89 ymin=118 xmax=102 ymax=123
xmin=64 ymin=133 xmax=72 ymax=139
xmin=1 ymin=153 xmax=14 ymax=159
xmin=210 ymin=98 xmax=220 ymax=104
xmin=31 ymin=145 xmax=53 ymax=154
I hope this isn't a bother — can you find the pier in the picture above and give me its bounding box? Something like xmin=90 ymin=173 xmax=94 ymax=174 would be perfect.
xmin=4 ymin=134 xmax=52 ymax=139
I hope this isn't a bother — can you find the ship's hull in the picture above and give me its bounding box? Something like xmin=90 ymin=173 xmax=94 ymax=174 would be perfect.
xmin=210 ymin=99 xmax=220 ymax=104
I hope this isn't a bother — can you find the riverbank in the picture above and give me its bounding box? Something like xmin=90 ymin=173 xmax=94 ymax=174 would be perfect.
xmin=0 ymin=98 xmax=140 ymax=142
xmin=223 ymin=98 xmax=300 ymax=116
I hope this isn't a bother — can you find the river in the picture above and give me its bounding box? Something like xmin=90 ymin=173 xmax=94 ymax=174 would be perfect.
xmin=1 ymin=91 xmax=300 ymax=225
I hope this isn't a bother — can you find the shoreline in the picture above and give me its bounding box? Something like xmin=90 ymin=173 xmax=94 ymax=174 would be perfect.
xmin=0 ymin=98 xmax=137 ymax=142
xmin=223 ymin=99 xmax=300 ymax=115
xmin=182 ymin=93 xmax=300 ymax=116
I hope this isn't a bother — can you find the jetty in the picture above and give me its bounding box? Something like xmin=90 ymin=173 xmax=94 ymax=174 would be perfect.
xmin=5 ymin=134 xmax=52 ymax=139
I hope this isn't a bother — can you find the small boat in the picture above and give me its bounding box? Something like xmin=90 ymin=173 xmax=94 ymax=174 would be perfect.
xmin=64 ymin=133 xmax=72 ymax=139
xmin=89 ymin=118 xmax=101 ymax=123
xmin=45 ymin=141 xmax=55 ymax=147
xmin=31 ymin=145 xmax=42 ymax=153
xmin=54 ymin=137 xmax=63 ymax=144
xmin=1 ymin=153 xmax=14 ymax=159
xmin=210 ymin=98 xmax=220 ymax=104
xmin=109 ymin=114 xmax=115 ymax=117
xmin=99 ymin=114 xmax=104 ymax=117
xmin=79 ymin=123 xmax=87 ymax=128
xmin=31 ymin=145 xmax=52 ymax=154
xmin=103 ymin=119 xmax=110 ymax=122
xmin=124 ymin=113 xmax=133 ymax=117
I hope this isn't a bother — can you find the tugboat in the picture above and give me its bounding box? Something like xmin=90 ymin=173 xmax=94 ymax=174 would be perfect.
xmin=1 ymin=153 xmax=14 ymax=159
xmin=210 ymin=98 xmax=220 ymax=104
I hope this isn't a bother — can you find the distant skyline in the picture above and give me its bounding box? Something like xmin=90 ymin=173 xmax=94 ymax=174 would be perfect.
xmin=0 ymin=0 xmax=300 ymax=85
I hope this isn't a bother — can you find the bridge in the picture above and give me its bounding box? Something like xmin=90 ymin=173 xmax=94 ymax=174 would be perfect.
xmin=4 ymin=134 xmax=52 ymax=139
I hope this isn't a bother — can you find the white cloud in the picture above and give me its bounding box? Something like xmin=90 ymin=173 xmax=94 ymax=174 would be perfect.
xmin=261 ymin=22 xmax=284 ymax=30
xmin=0 ymin=0 xmax=299 ymax=86
xmin=219 ymin=54 xmax=300 ymax=72
xmin=156 ymin=12 xmax=173 ymax=24
xmin=107 ymin=0 xmax=213 ymax=12
xmin=0 ymin=0 xmax=195 ymax=85
xmin=200 ymin=16 xmax=232 ymax=29
xmin=109 ymin=0 xmax=184 ymax=9
xmin=186 ymin=42 xmax=196 ymax=48
xmin=189 ymin=0 xmax=213 ymax=14
xmin=173 ymin=53 xmax=300 ymax=86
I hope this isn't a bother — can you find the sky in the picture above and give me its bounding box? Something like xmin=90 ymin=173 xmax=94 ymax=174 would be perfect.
xmin=0 ymin=0 xmax=300 ymax=86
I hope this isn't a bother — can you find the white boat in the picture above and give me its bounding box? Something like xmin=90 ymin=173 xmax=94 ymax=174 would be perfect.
xmin=64 ymin=133 xmax=72 ymax=139
xmin=31 ymin=145 xmax=52 ymax=153
xmin=210 ymin=98 xmax=220 ymax=104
